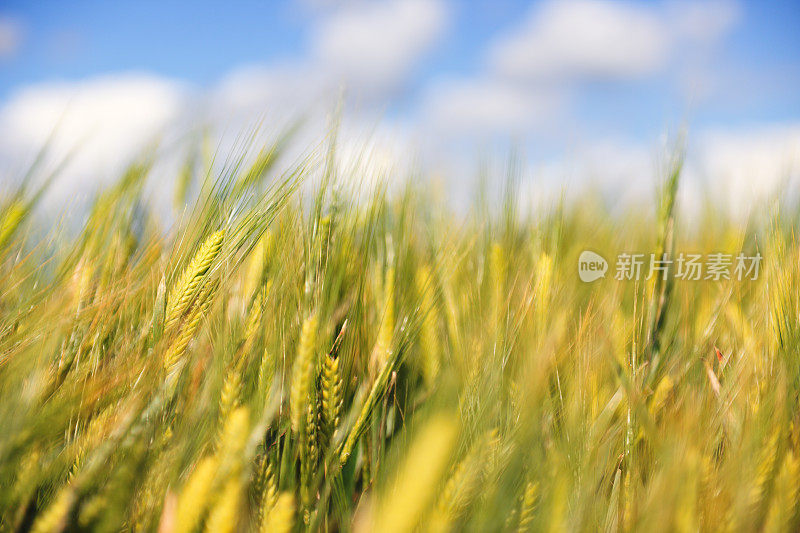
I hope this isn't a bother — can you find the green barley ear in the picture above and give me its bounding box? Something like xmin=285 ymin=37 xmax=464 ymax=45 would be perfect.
xmin=0 ymin=199 xmax=27 ymax=253
xmin=321 ymin=354 xmax=344 ymax=442
xmin=255 ymin=456 xmax=278 ymax=526
xmin=371 ymin=266 xmax=395 ymax=373
xmin=416 ymin=265 xmax=440 ymax=387
xmin=300 ymin=401 xmax=318 ymax=522
xmin=261 ymin=492 xmax=295 ymax=533
xmin=428 ymin=434 xmax=488 ymax=531
xmin=149 ymin=275 xmax=167 ymax=348
xmin=290 ymin=313 xmax=319 ymax=432
xmin=646 ymin=149 xmax=682 ymax=362
xmin=339 ymin=352 xmax=397 ymax=466
xmin=320 ymin=353 xmax=343 ymax=445
xmin=242 ymin=232 xmax=269 ymax=301
xmin=165 ymin=230 xmax=224 ymax=332
xmin=257 ymin=347 xmax=275 ymax=401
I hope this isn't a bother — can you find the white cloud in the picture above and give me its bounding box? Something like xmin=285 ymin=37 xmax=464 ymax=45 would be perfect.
xmin=668 ymin=0 xmax=741 ymax=47
xmin=420 ymin=78 xmax=563 ymax=138
xmin=517 ymin=125 xmax=800 ymax=219
xmin=0 ymin=16 xmax=24 ymax=58
xmin=0 ymin=73 xmax=187 ymax=199
xmin=490 ymin=1 xmax=669 ymax=82
xmin=312 ymin=0 xmax=447 ymax=96
xmin=210 ymin=63 xmax=333 ymax=127
xmin=688 ymin=125 xmax=800 ymax=214
xmin=489 ymin=0 xmax=739 ymax=83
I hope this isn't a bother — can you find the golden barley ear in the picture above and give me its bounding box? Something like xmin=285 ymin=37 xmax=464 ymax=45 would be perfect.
xmin=204 ymin=478 xmax=242 ymax=533
xmin=372 ymin=413 xmax=459 ymax=533
xmin=241 ymin=284 xmax=266 ymax=355
xmin=30 ymin=487 xmax=76 ymax=533
xmin=517 ymin=481 xmax=539 ymax=533
xmin=429 ymin=430 xmax=491 ymax=530
xmin=217 ymin=367 xmax=242 ymax=438
xmin=261 ymin=492 xmax=295 ymax=533
xmin=290 ymin=313 xmax=319 ymax=433
xmin=164 ymin=230 xmax=224 ymax=333
xmin=163 ymin=277 xmax=219 ymax=381
xmin=174 ymin=457 xmax=219 ymax=533
xmin=217 ymin=407 xmax=250 ymax=477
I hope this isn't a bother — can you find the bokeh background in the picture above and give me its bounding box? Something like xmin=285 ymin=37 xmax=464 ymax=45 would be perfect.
xmin=0 ymin=0 xmax=798 ymax=214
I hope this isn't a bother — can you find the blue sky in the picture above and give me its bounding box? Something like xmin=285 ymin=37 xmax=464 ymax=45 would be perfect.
xmin=1 ymin=0 xmax=799 ymax=210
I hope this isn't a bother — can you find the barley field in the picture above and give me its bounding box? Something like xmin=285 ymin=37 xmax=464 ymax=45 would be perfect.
xmin=0 ymin=136 xmax=798 ymax=533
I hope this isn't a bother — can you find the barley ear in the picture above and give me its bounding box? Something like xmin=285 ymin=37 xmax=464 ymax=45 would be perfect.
xmin=261 ymin=492 xmax=295 ymax=533
xmin=165 ymin=230 xmax=224 ymax=332
xmin=204 ymin=479 xmax=241 ymax=533
xmin=517 ymin=481 xmax=539 ymax=533
xmin=321 ymin=353 xmax=343 ymax=444
xmin=217 ymin=368 xmax=242 ymax=437
xmin=30 ymin=487 xmax=76 ymax=533
xmin=290 ymin=313 xmax=319 ymax=433
xmin=163 ymin=278 xmax=219 ymax=381
xmin=255 ymin=456 xmax=278 ymax=526
xmin=174 ymin=457 xmax=219 ymax=533
xmin=149 ymin=275 xmax=167 ymax=348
